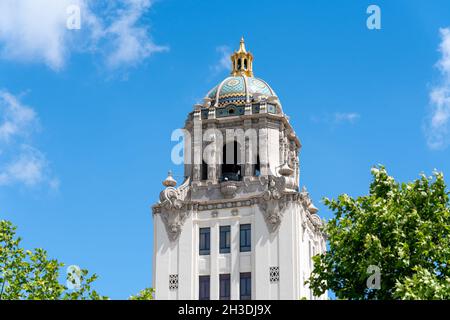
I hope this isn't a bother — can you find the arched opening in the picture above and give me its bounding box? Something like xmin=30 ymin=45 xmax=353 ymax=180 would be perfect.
xmin=244 ymin=59 xmax=248 ymax=70
xmin=201 ymin=160 xmax=208 ymax=180
xmin=237 ymin=58 xmax=242 ymax=70
xmin=221 ymin=141 xmax=242 ymax=181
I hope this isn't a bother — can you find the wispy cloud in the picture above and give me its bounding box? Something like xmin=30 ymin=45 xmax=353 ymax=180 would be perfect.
xmin=103 ymin=0 xmax=168 ymax=69
xmin=0 ymin=91 xmax=37 ymax=142
xmin=311 ymin=112 xmax=361 ymax=125
xmin=425 ymin=28 xmax=450 ymax=150
xmin=334 ymin=112 xmax=360 ymax=124
xmin=210 ymin=45 xmax=231 ymax=75
xmin=0 ymin=0 xmax=167 ymax=71
xmin=0 ymin=90 xmax=56 ymax=189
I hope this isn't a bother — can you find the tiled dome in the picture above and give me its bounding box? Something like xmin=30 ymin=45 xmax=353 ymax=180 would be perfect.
xmin=206 ymin=76 xmax=276 ymax=107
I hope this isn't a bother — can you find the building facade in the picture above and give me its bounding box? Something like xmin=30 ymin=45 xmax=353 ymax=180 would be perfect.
xmin=152 ymin=38 xmax=327 ymax=300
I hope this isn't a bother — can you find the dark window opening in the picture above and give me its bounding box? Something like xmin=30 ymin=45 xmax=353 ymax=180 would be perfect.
xmin=220 ymin=226 xmax=231 ymax=254
xmin=199 ymin=228 xmax=210 ymax=255
xmin=219 ymin=274 xmax=231 ymax=300
xmin=240 ymin=224 xmax=251 ymax=252
xmin=240 ymin=273 xmax=251 ymax=300
xmin=244 ymin=59 xmax=248 ymax=70
xmin=254 ymin=155 xmax=261 ymax=177
xmin=228 ymin=108 xmax=235 ymax=115
xmin=221 ymin=141 xmax=242 ymax=182
xmin=237 ymin=59 xmax=242 ymax=70
xmin=201 ymin=160 xmax=208 ymax=180
xmin=199 ymin=276 xmax=210 ymax=300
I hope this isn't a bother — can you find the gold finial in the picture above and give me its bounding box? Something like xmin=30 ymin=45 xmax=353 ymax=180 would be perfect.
xmin=230 ymin=37 xmax=254 ymax=77
xmin=238 ymin=36 xmax=247 ymax=53
xmin=163 ymin=170 xmax=177 ymax=187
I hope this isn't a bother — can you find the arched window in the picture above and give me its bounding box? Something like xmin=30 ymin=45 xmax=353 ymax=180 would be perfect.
xmin=244 ymin=59 xmax=248 ymax=70
xmin=221 ymin=141 xmax=242 ymax=181
xmin=237 ymin=58 xmax=242 ymax=70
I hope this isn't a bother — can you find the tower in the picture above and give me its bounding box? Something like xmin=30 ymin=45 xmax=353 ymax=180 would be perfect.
xmin=152 ymin=38 xmax=326 ymax=300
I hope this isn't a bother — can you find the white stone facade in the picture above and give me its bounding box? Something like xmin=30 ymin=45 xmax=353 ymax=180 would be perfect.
xmin=152 ymin=40 xmax=327 ymax=300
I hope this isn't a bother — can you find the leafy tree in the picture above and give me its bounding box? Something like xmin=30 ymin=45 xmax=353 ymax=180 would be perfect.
xmin=307 ymin=166 xmax=450 ymax=300
xmin=129 ymin=287 xmax=155 ymax=300
xmin=0 ymin=220 xmax=107 ymax=300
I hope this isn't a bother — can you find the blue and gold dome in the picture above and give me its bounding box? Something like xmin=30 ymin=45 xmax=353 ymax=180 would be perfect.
xmin=206 ymin=38 xmax=277 ymax=108
xmin=207 ymin=76 xmax=276 ymax=107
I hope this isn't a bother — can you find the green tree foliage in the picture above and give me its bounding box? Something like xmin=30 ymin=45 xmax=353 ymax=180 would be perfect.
xmin=0 ymin=220 xmax=107 ymax=300
xmin=129 ymin=287 xmax=155 ymax=300
xmin=308 ymin=166 xmax=450 ymax=300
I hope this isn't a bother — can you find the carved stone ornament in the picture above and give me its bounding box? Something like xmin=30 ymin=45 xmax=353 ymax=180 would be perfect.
xmin=220 ymin=181 xmax=239 ymax=198
xmin=300 ymin=186 xmax=319 ymax=214
xmin=158 ymin=178 xmax=191 ymax=241
xmin=258 ymin=175 xmax=287 ymax=232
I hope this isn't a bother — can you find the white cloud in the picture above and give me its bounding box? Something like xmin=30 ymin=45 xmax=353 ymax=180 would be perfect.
xmin=210 ymin=45 xmax=231 ymax=75
xmin=104 ymin=0 xmax=168 ymax=68
xmin=334 ymin=112 xmax=360 ymax=124
xmin=425 ymin=28 xmax=450 ymax=150
xmin=0 ymin=0 xmax=71 ymax=70
xmin=0 ymin=90 xmax=56 ymax=189
xmin=0 ymin=145 xmax=48 ymax=187
xmin=0 ymin=91 xmax=37 ymax=142
xmin=0 ymin=0 xmax=167 ymax=71
xmin=311 ymin=112 xmax=360 ymax=125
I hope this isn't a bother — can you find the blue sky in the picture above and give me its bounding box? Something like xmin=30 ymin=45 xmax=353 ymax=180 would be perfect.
xmin=1 ymin=0 xmax=450 ymax=299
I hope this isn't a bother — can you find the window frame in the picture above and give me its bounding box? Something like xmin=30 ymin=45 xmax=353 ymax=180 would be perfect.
xmin=199 ymin=275 xmax=210 ymax=300
xmin=240 ymin=272 xmax=251 ymax=300
xmin=199 ymin=227 xmax=211 ymax=256
xmin=240 ymin=224 xmax=251 ymax=252
xmin=219 ymin=225 xmax=231 ymax=254
xmin=219 ymin=274 xmax=231 ymax=300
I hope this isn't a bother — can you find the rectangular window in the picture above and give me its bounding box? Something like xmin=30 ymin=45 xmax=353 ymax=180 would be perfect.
xmin=219 ymin=274 xmax=231 ymax=300
xmin=240 ymin=224 xmax=251 ymax=252
xmin=199 ymin=275 xmax=210 ymax=300
xmin=199 ymin=227 xmax=210 ymax=255
xmin=240 ymin=272 xmax=251 ymax=300
xmin=219 ymin=226 xmax=231 ymax=254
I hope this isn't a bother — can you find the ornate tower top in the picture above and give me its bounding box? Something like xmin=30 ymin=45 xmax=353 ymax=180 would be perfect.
xmin=230 ymin=37 xmax=254 ymax=77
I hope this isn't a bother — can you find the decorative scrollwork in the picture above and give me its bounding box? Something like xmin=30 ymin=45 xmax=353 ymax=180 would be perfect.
xmin=258 ymin=176 xmax=287 ymax=233
xmin=158 ymin=178 xmax=191 ymax=241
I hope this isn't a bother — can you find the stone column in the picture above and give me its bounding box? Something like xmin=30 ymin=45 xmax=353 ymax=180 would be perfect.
xmin=258 ymin=118 xmax=269 ymax=176
xmin=210 ymin=222 xmax=219 ymax=300
xmin=192 ymin=114 xmax=202 ymax=181
xmin=178 ymin=209 xmax=195 ymax=299
xmin=230 ymin=219 xmax=240 ymax=300
xmin=253 ymin=205 xmax=270 ymax=299
xmin=278 ymin=203 xmax=297 ymax=299
xmin=206 ymin=123 xmax=218 ymax=182
xmin=243 ymin=119 xmax=253 ymax=177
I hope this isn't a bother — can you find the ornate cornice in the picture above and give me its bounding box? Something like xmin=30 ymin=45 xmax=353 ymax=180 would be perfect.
xmin=153 ymin=175 xmax=324 ymax=241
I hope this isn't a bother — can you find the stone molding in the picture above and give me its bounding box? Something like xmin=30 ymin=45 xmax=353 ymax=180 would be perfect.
xmin=153 ymin=175 xmax=323 ymax=241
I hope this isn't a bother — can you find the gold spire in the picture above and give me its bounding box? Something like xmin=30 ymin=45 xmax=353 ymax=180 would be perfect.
xmin=230 ymin=37 xmax=253 ymax=77
xmin=238 ymin=36 xmax=247 ymax=53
